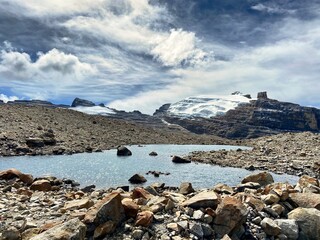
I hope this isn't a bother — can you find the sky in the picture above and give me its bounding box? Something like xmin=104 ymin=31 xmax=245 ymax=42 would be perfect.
xmin=0 ymin=0 xmax=319 ymax=114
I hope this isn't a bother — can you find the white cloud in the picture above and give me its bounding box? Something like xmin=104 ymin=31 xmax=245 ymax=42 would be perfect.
xmin=251 ymin=4 xmax=296 ymax=14
xmin=151 ymin=29 xmax=207 ymax=67
xmin=0 ymin=47 xmax=95 ymax=80
xmin=0 ymin=94 xmax=19 ymax=103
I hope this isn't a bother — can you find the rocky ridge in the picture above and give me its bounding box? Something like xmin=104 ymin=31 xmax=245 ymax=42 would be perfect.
xmin=1 ymin=169 xmax=319 ymax=240
xmin=0 ymin=104 xmax=231 ymax=157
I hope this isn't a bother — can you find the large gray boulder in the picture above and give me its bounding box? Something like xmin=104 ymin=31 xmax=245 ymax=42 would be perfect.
xmin=275 ymin=219 xmax=298 ymax=240
xmin=30 ymin=218 xmax=86 ymax=240
xmin=71 ymin=98 xmax=95 ymax=107
xmin=288 ymin=207 xmax=320 ymax=240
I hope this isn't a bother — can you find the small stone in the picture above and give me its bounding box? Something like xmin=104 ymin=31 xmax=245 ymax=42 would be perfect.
xmin=193 ymin=210 xmax=204 ymax=220
xmin=167 ymin=223 xmax=181 ymax=232
xmin=203 ymin=214 xmax=213 ymax=224
xmin=30 ymin=180 xmax=51 ymax=191
xmin=172 ymin=156 xmax=191 ymax=164
xmin=179 ymin=182 xmax=195 ymax=195
xmin=149 ymin=151 xmax=158 ymax=156
xmin=132 ymin=229 xmax=144 ymax=240
xmin=189 ymin=222 xmax=204 ymax=239
xmin=93 ymin=221 xmax=116 ymax=239
xmin=135 ymin=211 xmax=153 ymax=227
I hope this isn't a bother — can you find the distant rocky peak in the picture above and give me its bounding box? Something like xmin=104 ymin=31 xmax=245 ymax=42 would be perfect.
xmin=71 ymin=98 xmax=95 ymax=107
xmin=257 ymin=91 xmax=268 ymax=99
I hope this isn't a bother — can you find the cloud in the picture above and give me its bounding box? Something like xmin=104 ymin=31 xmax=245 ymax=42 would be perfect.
xmin=0 ymin=47 xmax=95 ymax=79
xmin=251 ymin=4 xmax=296 ymax=14
xmin=0 ymin=93 xmax=19 ymax=103
xmin=108 ymin=17 xmax=320 ymax=114
xmin=151 ymin=29 xmax=207 ymax=67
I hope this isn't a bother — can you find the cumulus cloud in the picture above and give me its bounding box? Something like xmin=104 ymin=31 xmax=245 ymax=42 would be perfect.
xmin=0 ymin=47 xmax=95 ymax=79
xmin=0 ymin=93 xmax=19 ymax=103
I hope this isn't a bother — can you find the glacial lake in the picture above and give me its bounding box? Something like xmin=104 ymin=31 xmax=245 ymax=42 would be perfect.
xmin=0 ymin=145 xmax=299 ymax=189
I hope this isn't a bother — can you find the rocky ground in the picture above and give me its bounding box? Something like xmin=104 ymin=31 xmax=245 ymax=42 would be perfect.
xmin=0 ymin=169 xmax=319 ymax=240
xmin=188 ymin=132 xmax=320 ymax=178
xmin=0 ymin=104 xmax=231 ymax=157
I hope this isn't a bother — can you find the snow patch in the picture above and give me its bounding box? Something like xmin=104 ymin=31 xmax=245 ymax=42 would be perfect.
xmin=167 ymin=95 xmax=251 ymax=119
xmin=70 ymin=106 xmax=115 ymax=115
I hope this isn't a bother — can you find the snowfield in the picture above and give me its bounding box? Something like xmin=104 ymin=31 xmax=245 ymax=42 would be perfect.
xmin=70 ymin=106 xmax=115 ymax=115
xmin=167 ymin=95 xmax=251 ymax=119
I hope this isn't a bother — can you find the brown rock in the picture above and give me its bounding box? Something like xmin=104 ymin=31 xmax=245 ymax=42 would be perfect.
xmin=261 ymin=194 xmax=280 ymax=205
xmin=30 ymin=180 xmax=51 ymax=191
xmin=122 ymin=198 xmax=139 ymax=218
xmin=289 ymin=193 xmax=320 ymax=210
xmin=181 ymin=191 xmax=219 ymax=209
xmin=261 ymin=217 xmax=281 ymax=236
xmin=64 ymin=198 xmax=94 ymax=210
xmin=132 ymin=187 xmax=153 ymax=200
xmin=213 ymin=183 xmax=234 ymax=195
xmin=241 ymin=172 xmax=274 ymax=186
xmin=135 ymin=211 xmax=153 ymax=227
xmin=179 ymin=182 xmax=195 ymax=195
xmin=83 ymin=192 xmax=125 ymax=231
xmin=30 ymin=218 xmax=86 ymax=240
xmin=298 ymin=175 xmax=319 ymax=188
xmin=21 ymin=228 xmax=40 ymax=240
xmin=93 ymin=221 xmax=116 ymax=239
xmin=288 ymin=207 xmax=320 ymax=240
xmin=213 ymin=196 xmax=248 ymax=237
xmin=0 ymin=168 xmax=33 ymax=184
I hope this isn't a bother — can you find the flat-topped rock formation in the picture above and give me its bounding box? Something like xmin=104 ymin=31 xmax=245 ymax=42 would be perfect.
xmin=155 ymin=92 xmax=320 ymax=139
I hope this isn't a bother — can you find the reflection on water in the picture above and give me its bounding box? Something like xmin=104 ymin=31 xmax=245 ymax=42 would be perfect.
xmin=0 ymin=145 xmax=298 ymax=189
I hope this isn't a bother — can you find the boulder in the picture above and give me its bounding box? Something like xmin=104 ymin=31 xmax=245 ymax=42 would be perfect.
xmin=0 ymin=227 xmax=21 ymax=240
xmin=288 ymin=207 xmax=320 ymax=240
xmin=213 ymin=183 xmax=234 ymax=195
xmin=83 ymin=192 xmax=125 ymax=232
xmin=241 ymin=172 xmax=274 ymax=186
xmin=172 ymin=156 xmax=191 ymax=163
xmin=117 ymin=146 xmax=132 ymax=156
xmin=149 ymin=151 xmax=158 ymax=156
xmin=135 ymin=211 xmax=153 ymax=227
xmin=132 ymin=187 xmax=154 ymax=200
xmin=128 ymin=174 xmax=147 ymax=184
xmin=121 ymin=198 xmax=139 ymax=218
xmin=0 ymin=168 xmax=33 ymax=184
xmin=179 ymin=182 xmax=195 ymax=195
xmin=29 ymin=218 xmax=86 ymax=240
xmin=261 ymin=193 xmax=280 ymax=205
xmin=289 ymin=193 xmax=320 ymax=210
xmin=30 ymin=180 xmax=52 ymax=191
xmin=297 ymin=175 xmax=319 ymax=189
xmin=25 ymin=138 xmax=45 ymax=148
xmin=71 ymin=97 xmax=95 ymax=107
xmin=213 ymin=196 xmax=248 ymax=237
xmin=93 ymin=221 xmax=116 ymax=239
xmin=64 ymin=198 xmax=94 ymax=210
xmin=181 ymin=191 xmax=219 ymax=209
xmin=261 ymin=217 xmax=281 ymax=236
xmin=274 ymin=219 xmax=299 ymax=240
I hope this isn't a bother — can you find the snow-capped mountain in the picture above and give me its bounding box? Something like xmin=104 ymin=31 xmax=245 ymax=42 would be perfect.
xmin=166 ymin=94 xmax=252 ymax=119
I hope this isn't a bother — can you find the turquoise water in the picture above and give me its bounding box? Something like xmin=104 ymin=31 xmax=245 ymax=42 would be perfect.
xmin=0 ymin=145 xmax=298 ymax=189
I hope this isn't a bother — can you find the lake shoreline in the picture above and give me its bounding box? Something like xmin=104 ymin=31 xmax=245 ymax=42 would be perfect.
xmin=1 ymin=168 xmax=319 ymax=240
